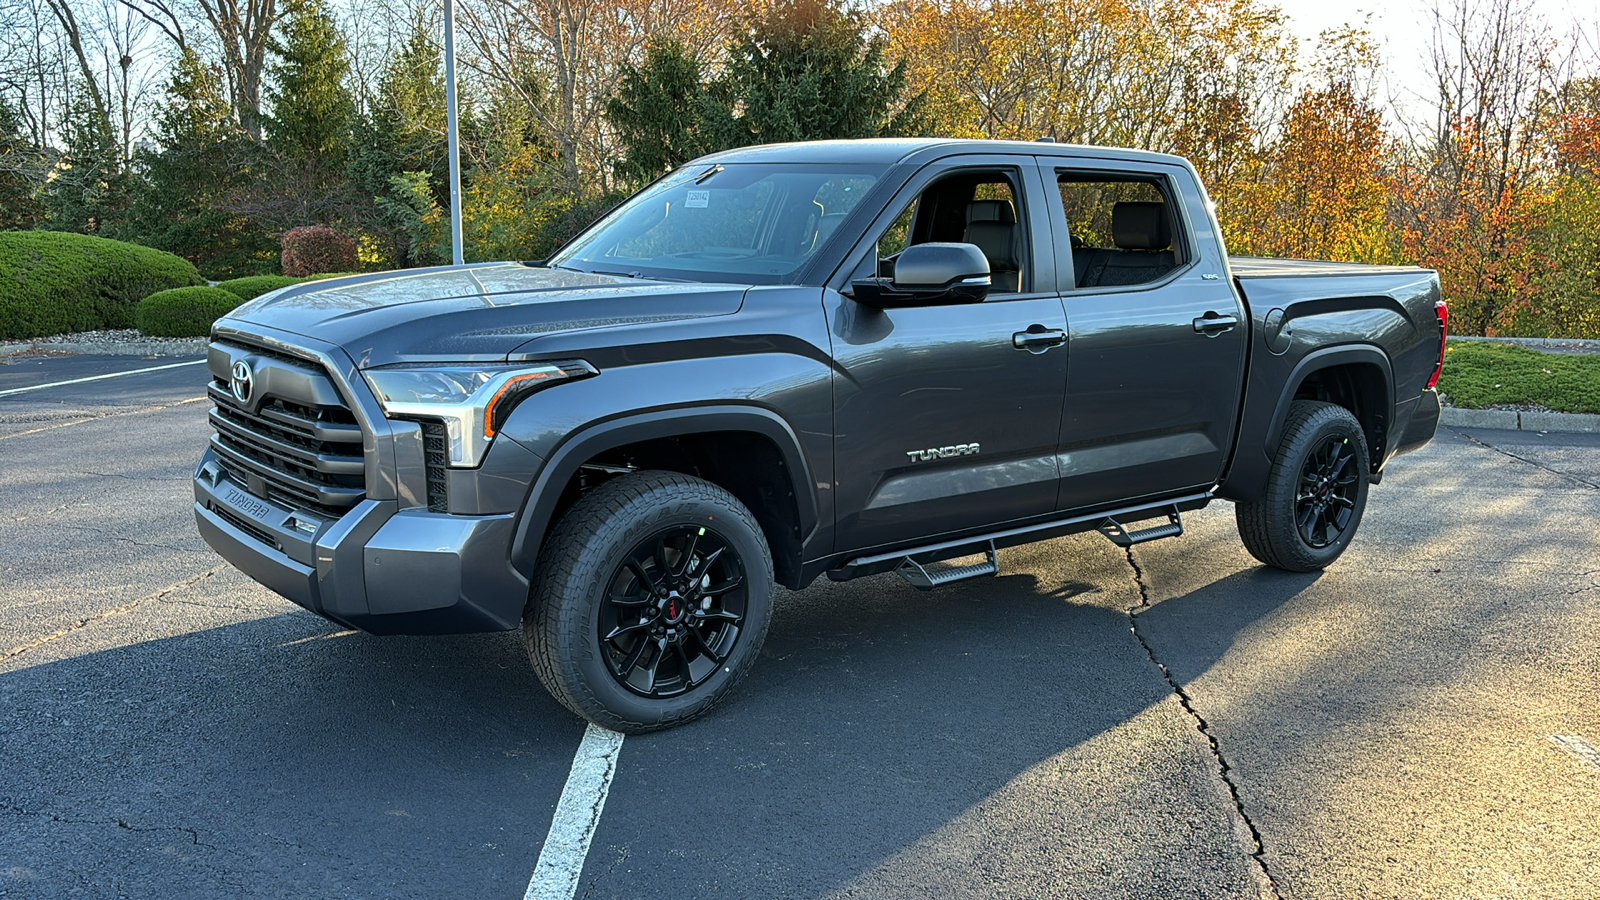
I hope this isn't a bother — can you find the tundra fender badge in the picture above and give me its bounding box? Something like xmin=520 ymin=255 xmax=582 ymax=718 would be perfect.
xmin=906 ymin=443 xmax=980 ymax=463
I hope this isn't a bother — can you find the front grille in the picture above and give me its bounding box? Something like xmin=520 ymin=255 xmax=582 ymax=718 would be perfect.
xmin=420 ymin=421 xmax=449 ymax=512
xmin=207 ymin=340 xmax=367 ymax=518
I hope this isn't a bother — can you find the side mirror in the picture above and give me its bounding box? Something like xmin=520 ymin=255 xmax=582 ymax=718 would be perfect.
xmin=851 ymin=242 xmax=991 ymax=308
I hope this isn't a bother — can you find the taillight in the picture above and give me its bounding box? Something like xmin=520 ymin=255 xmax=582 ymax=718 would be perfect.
xmin=1425 ymin=300 xmax=1448 ymax=389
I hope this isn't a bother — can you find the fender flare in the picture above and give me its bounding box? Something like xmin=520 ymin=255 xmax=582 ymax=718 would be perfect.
xmin=1264 ymin=344 xmax=1394 ymax=455
xmin=508 ymin=405 xmax=821 ymax=578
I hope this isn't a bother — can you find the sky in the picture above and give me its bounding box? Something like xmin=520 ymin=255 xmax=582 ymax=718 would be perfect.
xmin=1271 ymin=0 xmax=1599 ymax=120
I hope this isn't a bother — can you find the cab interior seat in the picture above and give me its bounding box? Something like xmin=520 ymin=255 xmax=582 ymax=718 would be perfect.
xmin=962 ymin=199 xmax=1022 ymax=292
xmin=1076 ymin=201 xmax=1177 ymax=288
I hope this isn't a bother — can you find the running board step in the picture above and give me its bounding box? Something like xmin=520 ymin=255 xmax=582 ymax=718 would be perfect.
xmin=894 ymin=543 xmax=998 ymax=591
xmin=1098 ymin=508 xmax=1183 ymax=547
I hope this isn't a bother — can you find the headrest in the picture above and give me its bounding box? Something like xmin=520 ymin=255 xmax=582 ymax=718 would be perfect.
xmin=964 ymin=221 xmax=1020 ymax=270
xmin=966 ymin=199 xmax=1016 ymax=225
xmin=1112 ymin=202 xmax=1171 ymax=250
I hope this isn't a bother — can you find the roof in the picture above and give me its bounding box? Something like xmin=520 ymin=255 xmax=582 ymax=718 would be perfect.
xmin=692 ymin=138 xmax=1192 ymax=168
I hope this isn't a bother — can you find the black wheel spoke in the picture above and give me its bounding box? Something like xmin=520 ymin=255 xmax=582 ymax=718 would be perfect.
xmin=688 ymin=627 xmax=724 ymax=664
xmin=696 ymin=608 xmax=742 ymax=624
xmin=604 ymin=620 xmax=651 ymax=642
xmin=677 ymin=529 xmax=701 ymax=578
xmin=673 ymin=642 xmax=695 ymax=685
xmin=625 ymin=560 xmax=660 ymax=596
xmin=641 ymin=638 xmax=668 ymax=693
xmin=615 ymin=635 xmax=649 ymax=677
xmin=699 ymin=575 xmax=744 ymax=598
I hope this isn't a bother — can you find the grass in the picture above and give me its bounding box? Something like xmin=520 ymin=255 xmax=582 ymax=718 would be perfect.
xmin=1436 ymin=341 xmax=1600 ymax=414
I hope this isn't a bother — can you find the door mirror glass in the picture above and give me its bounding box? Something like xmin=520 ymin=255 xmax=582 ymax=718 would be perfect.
xmin=851 ymin=242 xmax=991 ymax=308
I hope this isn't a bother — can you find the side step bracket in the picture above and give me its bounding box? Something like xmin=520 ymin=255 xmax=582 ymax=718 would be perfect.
xmin=1098 ymin=507 xmax=1183 ymax=547
xmin=894 ymin=542 xmax=998 ymax=591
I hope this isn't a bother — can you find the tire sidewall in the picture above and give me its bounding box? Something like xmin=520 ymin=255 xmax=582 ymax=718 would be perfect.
xmin=538 ymin=480 xmax=773 ymax=730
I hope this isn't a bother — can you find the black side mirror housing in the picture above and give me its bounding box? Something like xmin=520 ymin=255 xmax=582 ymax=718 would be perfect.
xmin=851 ymin=242 xmax=991 ymax=309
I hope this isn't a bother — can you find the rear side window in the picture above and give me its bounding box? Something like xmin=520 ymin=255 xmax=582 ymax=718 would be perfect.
xmin=1055 ymin=173 xmax=1187 ymax=290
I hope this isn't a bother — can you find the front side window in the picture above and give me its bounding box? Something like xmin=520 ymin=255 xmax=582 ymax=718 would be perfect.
xmin=552 ymin=163 xmax=883 ymax=284
xmin=1056 ymin=173 xmax=1185 ymax=289
xmin=861 ymin=169 xmax=1029 ymax=294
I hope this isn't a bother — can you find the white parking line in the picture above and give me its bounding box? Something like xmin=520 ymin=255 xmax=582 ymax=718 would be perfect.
xmin=1551 ymin=734 xmax=1600 ymax=771
xmin=524 ymin=724 xmax=626 ymax=900
xmin=0 ymin=359 xmax=207 ymax=397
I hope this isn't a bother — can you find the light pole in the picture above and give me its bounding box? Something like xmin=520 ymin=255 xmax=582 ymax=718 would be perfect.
xmin=443 ymin=0 xmax=464 ymax=266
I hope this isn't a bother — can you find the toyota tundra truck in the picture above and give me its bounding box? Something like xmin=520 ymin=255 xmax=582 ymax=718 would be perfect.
xmin=194 ymin=139 xmax=1446 ymax=731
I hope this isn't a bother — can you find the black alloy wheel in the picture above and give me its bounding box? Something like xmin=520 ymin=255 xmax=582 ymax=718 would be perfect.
xmin=1295 ymin=435 xmax=1360 ymax=549
xmin=599 ymin=525 xmax=748 ymax=698
xmin=525 ymin=470 xmax=775 ymax=733
xmin=1235 ymin=400 xmax=1371 ymax=572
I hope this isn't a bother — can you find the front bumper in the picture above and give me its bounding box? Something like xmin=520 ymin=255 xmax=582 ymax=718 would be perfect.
xmin=194 ymin=451 xmax=528 ymax=634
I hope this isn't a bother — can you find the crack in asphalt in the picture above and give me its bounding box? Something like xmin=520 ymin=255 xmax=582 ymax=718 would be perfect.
xmin=0 ymin=565 xmax=226 ymax=663
xmin=55 ymin=522 xmax=203 ymax=555
xmin=1448 ymin=426 xmax=1600 ymax=491
xmin=1122 ymin=547 xmax=1281 ymax=900
xmin=0 ymin=799 xmax=230 ymax=854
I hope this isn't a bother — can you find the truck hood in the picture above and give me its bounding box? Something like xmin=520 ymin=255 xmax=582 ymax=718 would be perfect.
xmin=223 ymin=262 xmax=748 ymax=365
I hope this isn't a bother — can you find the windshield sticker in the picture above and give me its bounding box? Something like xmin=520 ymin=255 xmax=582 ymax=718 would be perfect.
xmin=685 ymin=190 xmax=710 ymax=208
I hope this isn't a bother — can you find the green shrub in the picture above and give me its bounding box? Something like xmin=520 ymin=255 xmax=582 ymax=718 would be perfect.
xmin=212 ymin=274 xmax=306 ymax=301
xmin=135 ymin=286 xmax=245 ymax=337
xmin=0 ymin=231 xmax=204 ymax=339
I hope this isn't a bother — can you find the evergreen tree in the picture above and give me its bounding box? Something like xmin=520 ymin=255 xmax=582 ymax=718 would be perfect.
xmin=349 ymin=21 xmax=449 ymax=265
xmin=43 ymin=87 xmax=128 ymax=235
xmin=607 ymin=40 xmax=713 ymax=186
xmin=711 ymin=0 xmax=927 ymax=148
xmin=266 ymin=0 xmax=355 ymax=165
xmin=0 ymin=97 xmax=46 ymax=230
xmin=127 ymin=48 xmax=275 ymax=278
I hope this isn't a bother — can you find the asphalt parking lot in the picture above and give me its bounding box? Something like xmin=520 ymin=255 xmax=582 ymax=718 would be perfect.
xmin=2 ymin=353 xmax=1598 ymax=899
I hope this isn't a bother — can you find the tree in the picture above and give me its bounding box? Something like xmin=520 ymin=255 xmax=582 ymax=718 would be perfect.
xmin=348 ymin=20 xmax=448 ymax=265
xmin=43 ymin=87 xmax=127 ymax=234
xmin=126 ymin=48 xmax=275 ymax=278
xmin=266 ymin=0 xmax=354 ymax=164
xmin=118 ymin=0 xmax=288 ymax=140
xmin=710 ymin=0 xmax=927 ymax=148
xmin=0 ymin=96 xmax=46 ymax=229
xmin=606 ymin=39 xmax=712 ymax=185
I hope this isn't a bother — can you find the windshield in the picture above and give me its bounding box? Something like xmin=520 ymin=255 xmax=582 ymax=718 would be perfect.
xmin=549 ymin=163 xmax=885 ymax=284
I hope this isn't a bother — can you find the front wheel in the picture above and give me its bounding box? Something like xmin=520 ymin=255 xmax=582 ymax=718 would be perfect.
xmin=1235 ymin=400 xmax=1370 ymax=572
xmin=525 ymin=471 xmax=774 ymax=732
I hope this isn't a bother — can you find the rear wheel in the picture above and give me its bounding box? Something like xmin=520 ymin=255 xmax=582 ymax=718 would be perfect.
xmin=525 ymin=471 xmax=774 ymax=732
xmin=1235 ymin=400 xmax=1370 ymax=572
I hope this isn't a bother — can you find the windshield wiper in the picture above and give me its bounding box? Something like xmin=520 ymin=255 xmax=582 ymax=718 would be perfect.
xmin=693 ymin=164 xmax=723 ymax=185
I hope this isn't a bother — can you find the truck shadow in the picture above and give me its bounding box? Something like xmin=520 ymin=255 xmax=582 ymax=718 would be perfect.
xmin=0 ymin=532 xmax=1301 ymax=899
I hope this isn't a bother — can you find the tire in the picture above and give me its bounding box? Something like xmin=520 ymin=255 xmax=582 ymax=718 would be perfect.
xmin=1235 ymin=400 xmax=1371 ymax=572
xmin=525 ymin=470 xmax=775 ymax=733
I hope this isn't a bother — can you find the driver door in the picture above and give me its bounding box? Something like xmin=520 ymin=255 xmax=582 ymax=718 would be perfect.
xmin=825 ymin=157 xmax=1070 ymax=554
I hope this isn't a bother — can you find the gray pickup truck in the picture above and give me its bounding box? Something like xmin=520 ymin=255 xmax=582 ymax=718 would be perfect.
xmin=194 ymin=139 xmax=1445 ymax=731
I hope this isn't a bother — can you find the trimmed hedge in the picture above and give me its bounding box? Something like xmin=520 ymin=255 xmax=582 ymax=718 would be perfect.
xmin=135 ymin=286 xmax=245 ymax=337
xmin=213 ymin=275 xmax=306 ymax=301
xmin=0 ymin=231 xmax=204 ymax=340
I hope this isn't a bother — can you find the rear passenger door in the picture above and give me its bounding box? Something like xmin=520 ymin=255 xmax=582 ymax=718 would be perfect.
xmin=1040 ymin=158 xmax=1247 ymax=512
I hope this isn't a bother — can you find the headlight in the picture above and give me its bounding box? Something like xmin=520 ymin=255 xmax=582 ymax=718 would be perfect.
xmin=363 ymin=361 xmax=596 ymax=467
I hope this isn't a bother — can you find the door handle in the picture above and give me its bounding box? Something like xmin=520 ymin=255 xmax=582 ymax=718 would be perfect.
xmin=1192 ymin=312 xmax=1239 ymax=336
xmin=1012 ymin=327 xmax=1067 ymax=353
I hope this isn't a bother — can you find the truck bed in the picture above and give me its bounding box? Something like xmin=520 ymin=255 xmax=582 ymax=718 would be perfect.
xmin=1229 ymin=256 xmax=1432 ymax=279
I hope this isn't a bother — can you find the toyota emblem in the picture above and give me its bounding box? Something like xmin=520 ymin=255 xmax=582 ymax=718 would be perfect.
xmin=230 ymin=359 xmax=255 ymax=403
